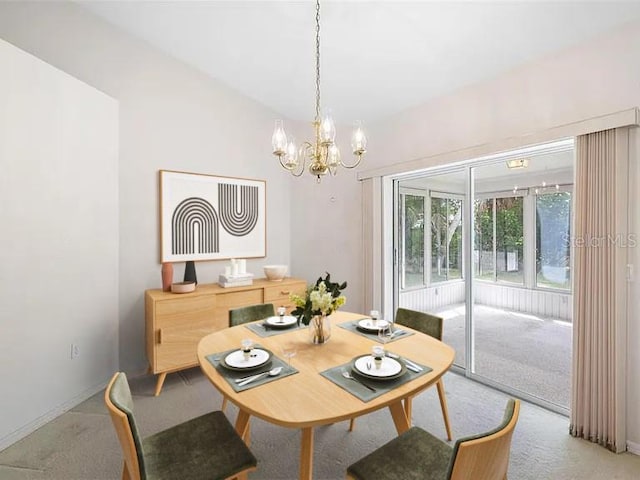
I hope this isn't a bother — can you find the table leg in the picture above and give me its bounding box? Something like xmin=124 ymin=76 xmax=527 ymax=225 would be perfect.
xmin=299 ymin=427 xmax=314 ymax=480
xmin=388 ymin=400 xmax=410 ymax=434
xmin=235 ymin=409 xmax=252 ymax=445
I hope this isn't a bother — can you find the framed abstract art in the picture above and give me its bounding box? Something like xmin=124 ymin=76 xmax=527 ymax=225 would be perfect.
xmin=159 ymin=170 xmax=266 ymax=262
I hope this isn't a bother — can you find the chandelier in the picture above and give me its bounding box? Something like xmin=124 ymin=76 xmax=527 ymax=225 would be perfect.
xmin=271 ymin=0 xmax=367 ymax=182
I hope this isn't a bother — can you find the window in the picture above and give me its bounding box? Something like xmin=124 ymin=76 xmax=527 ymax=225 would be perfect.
xmin=400 ymin=193 xmax=425 ymax=289
xmin=536 ymin=191 xmax=571 ymax=289
xmin=474 ymin=199 xmax=494 ymax=280
xmin=474 ymin=196 xmax=524 ymax=285
xmin=496 ymin=197 xmax=524 ymax=284
xmin=431 ymin=195 xmax=463 ymax=283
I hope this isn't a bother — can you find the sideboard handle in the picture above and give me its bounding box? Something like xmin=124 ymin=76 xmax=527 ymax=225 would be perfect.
xmin=157 ymin=329 xmax=163 ymax=345
xmin=280 ymin=290 xmax=291 ymax=295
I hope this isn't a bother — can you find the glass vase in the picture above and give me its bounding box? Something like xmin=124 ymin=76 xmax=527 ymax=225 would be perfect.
xmin=309 ymin=314 xmax=331 ymax=344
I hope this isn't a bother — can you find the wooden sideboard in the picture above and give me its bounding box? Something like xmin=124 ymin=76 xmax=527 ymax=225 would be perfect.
xmin=145 ymin=277 xmax=307 ymax=395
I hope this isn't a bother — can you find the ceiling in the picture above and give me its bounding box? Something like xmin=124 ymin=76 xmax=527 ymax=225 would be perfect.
xmin=77 ymin=1 xmax=640 ymax=124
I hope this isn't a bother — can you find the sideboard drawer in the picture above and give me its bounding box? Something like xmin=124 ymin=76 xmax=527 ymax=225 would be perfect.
xmin=264 ymin=281 xmax=306 ymax=303
xmin=216 ymin=289 xmax=263 ymax=308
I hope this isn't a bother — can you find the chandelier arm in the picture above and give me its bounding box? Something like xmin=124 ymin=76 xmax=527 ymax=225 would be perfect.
xmin=278 ymin=155 xmax=291 ymax=170
xmin=339 ymin=154 xmax=364 ymax=169
xmin=289 ymin=165 xmax=306 ymax=177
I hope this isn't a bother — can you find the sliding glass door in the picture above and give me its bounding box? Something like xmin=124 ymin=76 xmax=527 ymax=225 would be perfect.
xmin=394 ymin=140 xmax=574 ymax=413
xmin=397 ymin=170 xmax=467 ymax=369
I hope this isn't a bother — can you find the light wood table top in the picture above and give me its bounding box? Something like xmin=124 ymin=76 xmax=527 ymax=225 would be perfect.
xmin=197 ymin=311 xmax=455 ymax=479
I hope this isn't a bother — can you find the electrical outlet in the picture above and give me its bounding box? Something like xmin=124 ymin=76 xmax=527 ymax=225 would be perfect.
xmin=71 ymin=343 xmax=80 ymax=359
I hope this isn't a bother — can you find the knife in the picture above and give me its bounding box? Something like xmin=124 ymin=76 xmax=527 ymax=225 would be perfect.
xmin=386 ymin=352 xmax=423 ymax=372
xmin=389 ymin=329 xmax=407 ymax=339
xmin=237 ymin=371 xmax=270 ymax=387
xmin=234 ymin=369 xmax=271 ymax=383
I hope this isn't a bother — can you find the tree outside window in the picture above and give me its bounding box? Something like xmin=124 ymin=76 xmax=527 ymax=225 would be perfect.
xmin=474 ymin=196 xmax=524 ymax=285
xmin=431 ymin=196 xmax=463 ymax=283
xmin=401 ymin=194 xmax=425 ymax=288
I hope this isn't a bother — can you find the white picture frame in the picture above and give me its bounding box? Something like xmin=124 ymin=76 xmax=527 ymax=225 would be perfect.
xmin=159 ymin=170 xmax=266 ymax=262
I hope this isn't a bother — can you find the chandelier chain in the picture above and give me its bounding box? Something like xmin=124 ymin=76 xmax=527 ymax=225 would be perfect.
xmin=315 ymin=0 xmax=321 ymax=123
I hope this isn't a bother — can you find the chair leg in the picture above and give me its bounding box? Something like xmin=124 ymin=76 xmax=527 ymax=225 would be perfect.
xmin=436 ymin=378 xmax=453 ymax=441
xmin=234 ymin=470 xmax=249 ymax=480
xmin=222 ymin=397 xmax=228 ymax=412
xmin=122 ymin=463 xmax=131 ymax=480
xmin=348 ymin=418 xmax=356 ymax=431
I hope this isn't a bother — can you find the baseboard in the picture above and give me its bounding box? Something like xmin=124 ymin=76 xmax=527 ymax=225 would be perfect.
xmin=627 ymin=440 xmax=640 ymax=456
xmin=0 ymin=380 xmax=108 ymax=452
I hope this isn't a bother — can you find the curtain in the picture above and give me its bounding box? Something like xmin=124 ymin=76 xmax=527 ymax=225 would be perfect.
xmin=571 ymin=128 xmax=628 ymax=452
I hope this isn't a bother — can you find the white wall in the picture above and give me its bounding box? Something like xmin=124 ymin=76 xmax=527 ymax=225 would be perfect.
xmin=0 ymin=38 xmax=118 ymax=448
xmin=0 ymin=2 xmax=294 ymax=379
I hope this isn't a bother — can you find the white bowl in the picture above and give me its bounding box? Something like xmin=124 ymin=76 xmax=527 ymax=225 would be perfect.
xmin=263 ymin=265 xmax=288 ymax=282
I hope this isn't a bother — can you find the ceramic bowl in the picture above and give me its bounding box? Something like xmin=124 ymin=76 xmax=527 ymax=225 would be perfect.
xmin=263 ymin=265 xmax=288 ymax=282
xmin=171 ymin=281 xmax=196 ymax=293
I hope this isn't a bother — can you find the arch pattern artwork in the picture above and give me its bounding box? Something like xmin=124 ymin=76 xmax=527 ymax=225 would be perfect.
xmin=219 ymin=183 xmax=259 ymax=236
xmin=171 ymin=197 xmax=219 ymax=255
xmin=160 ymin=171 xmax=265 ymax=262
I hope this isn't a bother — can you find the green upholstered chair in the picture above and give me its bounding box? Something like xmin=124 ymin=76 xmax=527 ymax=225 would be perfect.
xmin=347 ymin=398 xmax=520 ymax=480
xmin=394 ymin=307 xmax=452 ymax=440
xmin=228 ymin=303 xmax=275 ymax=327
xmin=105 ymin=372 xmax=256 ymax=480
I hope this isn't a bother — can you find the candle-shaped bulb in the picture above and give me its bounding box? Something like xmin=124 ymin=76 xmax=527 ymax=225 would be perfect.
xmin=351 ymin=123 xmax=367 ymax=155
xmin=284 ymin=137 xmax=298 ymax=168
xmin=272 ymin=119 xmax=287 ymax=156
xmin=328 ymin=144 xmax=340 ymax=167
xmin=320 ymin=112 xmax=336 ymax=144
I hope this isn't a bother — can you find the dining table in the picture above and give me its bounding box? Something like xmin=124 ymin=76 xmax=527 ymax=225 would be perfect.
xmin=197 ymin=310 xmax=455 ymax=480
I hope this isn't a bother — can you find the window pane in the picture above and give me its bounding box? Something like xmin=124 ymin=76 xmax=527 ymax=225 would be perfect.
xmin=431 ymin=197 xmax=463 ymax=282
xmin=474 ymin=198 xmax=495 ymax=280
xmin=536 ymin=192 xmax=571 ymax=289
xmin=403 ymin=194 xmax=424 ymax=288
xmin=495 ymin=197 xmax=524 ymax=284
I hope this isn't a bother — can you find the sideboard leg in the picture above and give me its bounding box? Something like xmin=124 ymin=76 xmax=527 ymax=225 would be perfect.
xmin=154 ymin=372 xmax=167 ymax=396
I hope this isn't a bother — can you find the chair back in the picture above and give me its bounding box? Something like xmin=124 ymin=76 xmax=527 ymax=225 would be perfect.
xmin=229 ymin=303 xmax=275 ymax=327
xmin=447 ymin=398 xmax=520 ymax=480
xmin=104 ymin=372 xmax=145 ymax=480
xmin=395 ymin=307 xmax=443 ymax=341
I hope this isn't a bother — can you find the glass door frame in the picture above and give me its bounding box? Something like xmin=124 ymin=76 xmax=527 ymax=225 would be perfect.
xmin=390 ymin=139 xmax=574 ymax=416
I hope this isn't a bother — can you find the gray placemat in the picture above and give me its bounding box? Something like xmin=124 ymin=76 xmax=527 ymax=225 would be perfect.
xmin=320 ymin=354 xmax=432 ymax=402
xmin=245 ymin=321 xmax=305 ymax=338
xmin=338 ymin=320 xmax=415 ymax=343
xmin=205 ymin=345 xmax=298 ymax=392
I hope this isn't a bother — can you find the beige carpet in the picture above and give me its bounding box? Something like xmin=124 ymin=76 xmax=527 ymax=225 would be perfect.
xmin=1 ymin=368 xmax=639 ymax=479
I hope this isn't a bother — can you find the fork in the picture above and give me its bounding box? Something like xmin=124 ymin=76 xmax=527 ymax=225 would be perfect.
xmin=341 ymin=370 xmax=376 ymax=392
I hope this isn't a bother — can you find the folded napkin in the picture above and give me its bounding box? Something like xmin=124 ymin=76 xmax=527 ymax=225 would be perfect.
xmin=206 ymin=345 xmax=298 ymax=392
xmin=338 ymin=320 xmax=415 ymax=344
xmin=320 ymin=353 xmax=431 ymax=402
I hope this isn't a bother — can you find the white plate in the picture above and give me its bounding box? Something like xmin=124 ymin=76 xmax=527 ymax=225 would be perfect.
xmin=264 ymin=315 xmax=297 ymax=328
xmin=357 ymin=318 xmax=389 ymax=332
xmin=354 ymin=355 xmax=402 ymax=378
xmin=224 ymin=348 xmax=270 ymax=369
